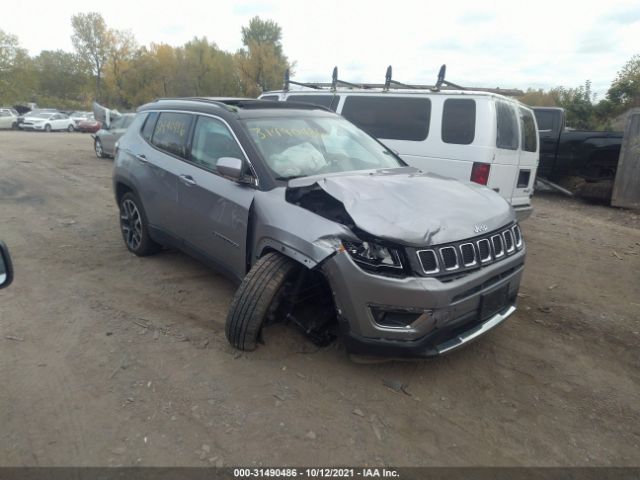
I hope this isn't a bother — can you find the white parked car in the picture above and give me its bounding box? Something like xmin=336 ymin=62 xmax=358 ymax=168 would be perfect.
xmin=260 ymin=67 xmax=539 ymax=220
xmin=19 ymin=112 xmax=75 ymax=132
xmin=0 ymin=110 xmax=18 ymax=129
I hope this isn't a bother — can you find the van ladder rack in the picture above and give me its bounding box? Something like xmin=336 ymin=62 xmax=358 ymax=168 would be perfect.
xmin=282 ymin=65 xmax=524 ymax=96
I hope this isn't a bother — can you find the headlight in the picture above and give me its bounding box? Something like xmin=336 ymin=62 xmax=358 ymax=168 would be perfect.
xmin=343 ymin=240 xmax=403 ymax=273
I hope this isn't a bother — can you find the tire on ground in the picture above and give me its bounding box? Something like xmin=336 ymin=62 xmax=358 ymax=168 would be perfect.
xmin=225 ymin=252 xmax=300 ymax=351
xmin=119 ymin=191 xmax=161 ymax=257
xmin=95 ymin=139 xmax=106 ymax=158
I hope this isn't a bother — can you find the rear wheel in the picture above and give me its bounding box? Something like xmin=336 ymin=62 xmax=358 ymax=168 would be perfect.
xmin=67 ymin=124 xmax=74 ymax=132
xmin=44 ymin=124 xmax=51 ymax=132
xmin=225 ymin=252 xmax=300 ymax=351
xmin=95 ymin=139 xmax=106 ymax=158
xmin=118 ymin=192 xmax=161 ymax=256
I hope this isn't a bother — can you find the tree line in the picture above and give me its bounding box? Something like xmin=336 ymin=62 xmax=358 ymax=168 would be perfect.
xmin=1 ymin=13 xmax=639 ymax=132
xmin=0 ymin=13 xmax=291 ymax=111
xmin=516 ymin=56 xmax=640 ymax=131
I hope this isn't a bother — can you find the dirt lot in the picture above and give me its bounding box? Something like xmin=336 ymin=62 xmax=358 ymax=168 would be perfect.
xmin=0 ymin=131 xmax=639 ymax=467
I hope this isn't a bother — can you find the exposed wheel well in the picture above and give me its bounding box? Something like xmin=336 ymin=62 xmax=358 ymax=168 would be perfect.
xmin=256 ymin=247 xmax=338 ymax=345
xmin=115 ymin=182 xmax=133 ymax=204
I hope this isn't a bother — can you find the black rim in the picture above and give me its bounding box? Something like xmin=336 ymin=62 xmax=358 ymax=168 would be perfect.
xmin=120 ymin=199 xmax=143 ymax=250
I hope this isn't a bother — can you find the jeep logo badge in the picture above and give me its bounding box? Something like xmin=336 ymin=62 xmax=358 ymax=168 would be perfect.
xmin=474 ymin=224 xmax=488 ymax=233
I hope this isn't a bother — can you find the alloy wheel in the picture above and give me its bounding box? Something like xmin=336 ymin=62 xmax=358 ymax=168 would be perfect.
xmin=120 ymin=199 xmax=143 ymax=251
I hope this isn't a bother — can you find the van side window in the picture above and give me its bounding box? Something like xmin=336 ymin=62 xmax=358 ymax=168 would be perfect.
xmin=141 ymin=112 xmax=159 ymax=141
xmin=442 ymin=99 xmax=476 ymax=145
xmin=286 ymin=94 xmax=339 ymax=111
xmin=341 ymin=97 xmax=431 ymax=141
xmin=190 ymin=116 xmax=244 ymax=171
xmin=496 ymin=102 xmax=518 ymax=150
xmin=151 ymin=112 xmax=193 ymax=158
xmin=519 ymin=108 xmax=538 ymax=152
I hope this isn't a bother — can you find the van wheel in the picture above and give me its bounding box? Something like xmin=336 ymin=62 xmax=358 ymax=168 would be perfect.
xmin=118 ymin=192 xmax=160 ymax=256
xmin=226 ymin=252 xmax=299 ymax=351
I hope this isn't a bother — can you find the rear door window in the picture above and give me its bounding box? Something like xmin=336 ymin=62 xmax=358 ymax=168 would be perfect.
xmin=151 ymin=112 xmax=193 ymax=158
xmin=442 ymin=98 xmax=476 ymax=145
xmin=496 ymin=101 xmax=518 ymax=150
xmin=286 ymin=94 xmax=339 ymax=111
xmin=519 ymin=108 xmax=538 ymax=152
xmin=341 ymin=96 xmax=431 ymax=141
xmin=534 ymin=110 xmax=555 ymax=131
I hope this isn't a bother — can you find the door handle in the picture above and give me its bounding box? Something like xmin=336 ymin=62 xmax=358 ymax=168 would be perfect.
xmin=179 ymin=174 xmax=197 ymax=186
xmin=134 ymin=153 xmax=148 ymax=164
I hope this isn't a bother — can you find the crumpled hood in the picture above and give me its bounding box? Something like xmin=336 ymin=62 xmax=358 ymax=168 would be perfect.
xmin=288 ymin=168 xmax=515 ymax=246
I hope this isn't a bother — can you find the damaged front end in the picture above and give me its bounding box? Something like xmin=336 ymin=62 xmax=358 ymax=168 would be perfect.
xmin=250 ymin=169 xmax=525 ymax=357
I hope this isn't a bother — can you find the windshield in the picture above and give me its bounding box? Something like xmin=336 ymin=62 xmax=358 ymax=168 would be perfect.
xmin=242 ymin=115 xmax=404 ymax=180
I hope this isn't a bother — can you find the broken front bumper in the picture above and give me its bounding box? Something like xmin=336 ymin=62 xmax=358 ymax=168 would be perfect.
xmin=321 ymin=247 xmax=525 ymax=357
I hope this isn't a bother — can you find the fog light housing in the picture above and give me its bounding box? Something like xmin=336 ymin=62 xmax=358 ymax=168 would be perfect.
xmin=370 ymin=306 xmax=431 ymax=329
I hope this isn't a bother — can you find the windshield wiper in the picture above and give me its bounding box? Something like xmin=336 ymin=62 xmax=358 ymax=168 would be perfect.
xmin=275 ymin=175 xmax=306 ymax=181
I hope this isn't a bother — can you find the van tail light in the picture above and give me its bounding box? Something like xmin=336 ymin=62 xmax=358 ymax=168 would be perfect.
xmin=470 ymin=162 xmax=491 ymax=185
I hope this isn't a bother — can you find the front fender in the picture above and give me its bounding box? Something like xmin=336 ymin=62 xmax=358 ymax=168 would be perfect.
xmin=250 ymin=188 xmax=357 ymax=269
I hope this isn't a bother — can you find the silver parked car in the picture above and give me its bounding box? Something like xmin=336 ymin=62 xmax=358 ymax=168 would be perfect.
xmin=113 ymin=98 xmax=526 ymax=357
xmin=93 ymin=113 xmax=135 ymax=158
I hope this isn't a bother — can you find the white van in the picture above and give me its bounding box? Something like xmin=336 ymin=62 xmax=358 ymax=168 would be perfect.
xmin=260 ymin=80 xmax=538 ymax=220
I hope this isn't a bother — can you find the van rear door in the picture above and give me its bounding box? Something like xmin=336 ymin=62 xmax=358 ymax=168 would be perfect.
xmin=513 ymin=107 xmax=539 ymax=210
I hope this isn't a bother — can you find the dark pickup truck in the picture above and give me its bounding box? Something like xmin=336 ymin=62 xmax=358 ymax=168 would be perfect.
xmin=533 ymin=107 xmax=623 ymax=197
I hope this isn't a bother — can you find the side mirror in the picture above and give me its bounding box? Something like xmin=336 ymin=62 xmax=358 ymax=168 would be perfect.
xmin=217 ymin=157 xmax=243 ymax=180
xmin=0 ymin=241 xmax=14 ymax=289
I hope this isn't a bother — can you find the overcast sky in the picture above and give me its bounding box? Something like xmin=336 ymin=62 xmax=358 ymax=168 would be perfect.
xmin=3 ymin=0 xmax=639 ymax=98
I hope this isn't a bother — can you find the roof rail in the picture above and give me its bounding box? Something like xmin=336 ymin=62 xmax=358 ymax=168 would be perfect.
xmin=281 ymin=65 xmax=524 ymax=97
xmin=152 ymin=97 xmax=331 ymax=112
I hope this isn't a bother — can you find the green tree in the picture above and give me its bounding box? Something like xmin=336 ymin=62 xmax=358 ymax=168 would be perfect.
xmin=550 ymin=81 xmax=596 ymax=129
xmin=71 ymin=12 xmax=112 ymax=101
xmin=241 ymin=17 xmax=284 ymax=56
xmin=236 ymin=17 xmax=292 ymax=96
xmin=518 ymin=88 xmax=557 ymax=107
xmin=0 ymin=29 xmax=34 ymax=104
xmin=34 ymin=50 xmax=90 ymax=103
xmin=105 ymin=29 xmax=137 ymax=105
xmin=606 ymin=54 xmax=640 ymax=111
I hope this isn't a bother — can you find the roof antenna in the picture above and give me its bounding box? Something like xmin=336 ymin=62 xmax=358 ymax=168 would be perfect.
xmin=434 ymin=64 xmax=465 ymax=91
xmin=434 ymin=64 xmax=446 ymax=91
xmin=331 ymin=67 xmax=338 ymax=91
xmin=283 ymin=69 xmax=291 ymax=92
xmin=384 ymin=66 xmax=392 ymax=91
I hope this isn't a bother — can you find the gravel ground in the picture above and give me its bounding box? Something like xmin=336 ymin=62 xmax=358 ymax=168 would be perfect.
xmin=0 ymin=131 xmax=639 ymax=467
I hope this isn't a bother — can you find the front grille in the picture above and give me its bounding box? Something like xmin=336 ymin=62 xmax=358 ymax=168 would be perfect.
xmin=417 ymin=224 xmax=524 ymax=277
xmin=513 ymin=225 xmax=522 ymax=247
xmin=492 ymin=235 xmax=504 ymax=257
xmin=503 ymin=230 xmax=515 ymax=252
xmin=460 ymin=243 xmax=476 ymax=266
xmin=477 ymin=239 xmax=491 ymax=262
xmin=441 ymin=246 xmax=458 ymax=270
xmin=418 ymin=250 xmax=439 ymax=273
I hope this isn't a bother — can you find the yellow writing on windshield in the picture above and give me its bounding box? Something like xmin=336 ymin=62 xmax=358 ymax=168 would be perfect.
xmin=249 ymin=127 xmax=325 ymax=140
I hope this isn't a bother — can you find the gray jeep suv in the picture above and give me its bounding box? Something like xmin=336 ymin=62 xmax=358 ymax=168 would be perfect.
xmin=113 ymin=98 xmax=526 ymax=357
